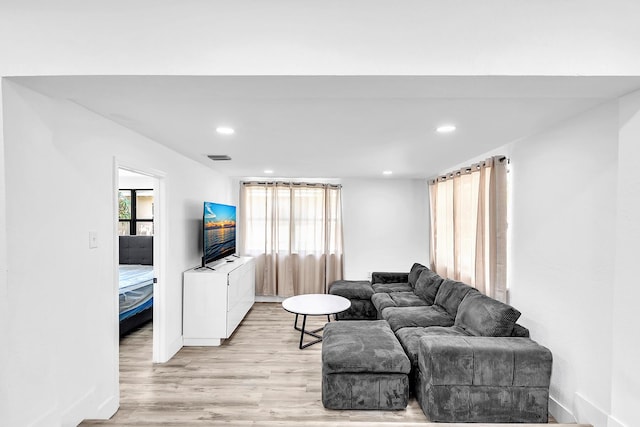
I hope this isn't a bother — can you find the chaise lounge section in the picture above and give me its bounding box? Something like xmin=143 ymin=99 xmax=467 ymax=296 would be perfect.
xmin=325 ymin=263 xmax=552 ymax=423
xmin=322 ymin=320 xmax=411 ymax=410
xmin=417 ymin=335 xmax=552 ymax=422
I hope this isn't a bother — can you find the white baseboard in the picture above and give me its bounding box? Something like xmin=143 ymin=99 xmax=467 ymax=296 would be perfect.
xmin=94 ymin=393 xmax=118 ymax=420
xmin=60 ymin=387 xmax=95 ymax=427
xmin=157 ymin=335 xmax=184 ymax=363
xmin=574 ymin=392 xmax=608 ymax=427
xmin=549 ymin=395 xmax=576 ymax=423
xmin=183 ymin=337 xmax=222 ymax=346
xmin=29 ymin=405 xmax=59 ymax=427
xmin=551 ymin=392 xmax=614 ymax=427
xmin=607 ymin=415 xmax=626 ymax=427
xmin=255 ymin=295 xmax=285 ymax=302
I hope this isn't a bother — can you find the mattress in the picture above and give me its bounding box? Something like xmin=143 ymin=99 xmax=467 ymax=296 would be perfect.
xmin=119 ymin=285 xmax=153 ymax=321
xmin=119 ymin=264 xmax=154 ymax=293
xmin=119 ymin=264 xmax=154 ymax=321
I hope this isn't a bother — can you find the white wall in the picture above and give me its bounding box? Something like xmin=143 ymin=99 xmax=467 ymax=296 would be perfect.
xmin=0 ymin=82 xmax=10 ymax=425
xmin=233 ymin=177 xmax=428 ymax=280
xmin=507 ymin=102 xmax=619 ymax=426
xmin=118 ymin=172 xmax=155 ymax=189
xmin=342 ymin=178 xmax=429 ymax=279
xmin=610 ymin=91 xmax=640 ymax=427
xmin=1 ymin=0 xmax=640 ymax=77
xmin=1 ymin=81 xmax=233 ymax=426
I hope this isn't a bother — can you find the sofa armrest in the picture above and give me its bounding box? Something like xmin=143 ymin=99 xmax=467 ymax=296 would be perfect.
xmin=418 ymin=335 xmax=552 ymax=387
xmin=371 ymin=272 xmax=409 ymax=285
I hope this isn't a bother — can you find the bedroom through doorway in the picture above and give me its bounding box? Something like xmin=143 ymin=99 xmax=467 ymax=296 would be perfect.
xmin=116 ymin=167 xmax=162 ymax=362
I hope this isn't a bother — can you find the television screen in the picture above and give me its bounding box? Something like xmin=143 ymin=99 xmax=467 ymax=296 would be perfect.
xmin=203 ymin=202 xmax=237 ymax=266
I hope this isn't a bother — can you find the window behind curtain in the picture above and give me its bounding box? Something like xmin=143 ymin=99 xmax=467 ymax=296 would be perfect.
xmin=241 ymin=182 xmax=343 ymax=297
xmin=429 ymin=156 xmax=508 ymax=302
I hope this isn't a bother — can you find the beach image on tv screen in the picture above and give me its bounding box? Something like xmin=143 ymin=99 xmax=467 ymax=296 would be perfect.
xmin=204 ymin=202 xmax=236 ymax=262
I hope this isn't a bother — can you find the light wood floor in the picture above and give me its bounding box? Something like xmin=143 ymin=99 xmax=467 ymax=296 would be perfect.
xmin=82 ymin=303 xmax=590 ymax=427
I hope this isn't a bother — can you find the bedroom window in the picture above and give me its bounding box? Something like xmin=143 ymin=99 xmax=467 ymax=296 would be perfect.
xmin=118 ymin=189 xmax=154 ymax=236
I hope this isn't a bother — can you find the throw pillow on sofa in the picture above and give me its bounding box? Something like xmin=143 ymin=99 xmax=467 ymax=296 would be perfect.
xmin=433 ymin=279 xmax=478 ymax=318
xmin=414 ymin=269 xmax=445 ymax=305
xmin=454 ymin=292 xmax=521 ymax=337
xmin=407 ymin=263 xmax=428 ymax=288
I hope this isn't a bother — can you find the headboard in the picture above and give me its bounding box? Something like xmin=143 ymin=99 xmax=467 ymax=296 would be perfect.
xmin=119 ymin=235 xmax=153 ymax=265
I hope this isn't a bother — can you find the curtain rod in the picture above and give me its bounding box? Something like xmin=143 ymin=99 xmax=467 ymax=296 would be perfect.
xmin=428 ymin=155 xmax=508 ymax=184
xmin=242 ymin=181 xmax=342 ymax=189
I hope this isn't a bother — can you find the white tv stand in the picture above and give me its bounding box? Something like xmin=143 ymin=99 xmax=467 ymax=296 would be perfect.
xmin=183 ymin=256 xmax=255 ymax=346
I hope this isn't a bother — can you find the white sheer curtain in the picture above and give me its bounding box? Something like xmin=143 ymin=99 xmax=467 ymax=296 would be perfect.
xmin=429 ymin=156 xmax=508 ymax=302
xmin=240 ymin=182 xmax=344 ymax=297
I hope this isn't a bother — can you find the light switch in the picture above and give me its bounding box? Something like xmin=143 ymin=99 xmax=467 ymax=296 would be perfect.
xmin=89 ymin=231 xmax=98 ymax=249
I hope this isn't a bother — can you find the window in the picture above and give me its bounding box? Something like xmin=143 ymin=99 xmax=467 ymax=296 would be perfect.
xmin=118 ymin=189 xmax=154 ymax=236
xmin=429 ymin=156 xmax=508 ymax=301
xmin=241 ymin=182 xmax=343 ymax=296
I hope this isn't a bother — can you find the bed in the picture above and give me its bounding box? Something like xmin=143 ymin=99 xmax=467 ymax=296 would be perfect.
xmin=119 ymin=235 xmax=154 ymax=337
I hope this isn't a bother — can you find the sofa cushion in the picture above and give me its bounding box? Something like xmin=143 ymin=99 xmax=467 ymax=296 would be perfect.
xmin=395 ymin=326 xmax=470 ymax=371
xmin=414 ymin=269 xmax=445 ymax=305
xmin=454 ymin=292 xmax=521 ymax=337
xmin=391 ymin=292 xmax=430 ymax=307
xmin=372 ymin=292 xmax=430 ymax=317
xmin=408 ymin=263 xmax=428 ymax=288
xmin=322 ymin=320 xmax=410 ymax=374
xmin=371 ymin=271 xmax=409 ymax=285
xmin=434 ymin=279 xmax=478 ymax=317
xmin=382 ymin=305 xmax=454 ymax=332
xmin=329 ymin=280 xmax=374 ymax=300
xmin=371 ymin=292 xmax=396 ymax=314
xmin=372 ymin=282 xmax=413 ymax=293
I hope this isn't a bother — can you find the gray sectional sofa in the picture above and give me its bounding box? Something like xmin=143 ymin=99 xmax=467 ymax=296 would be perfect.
xmin=326 ymin=263 xmax=552 ymax=423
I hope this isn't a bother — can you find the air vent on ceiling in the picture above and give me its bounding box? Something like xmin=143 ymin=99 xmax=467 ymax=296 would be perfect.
xmin=207 ymin=155 xmax=232 ymax=161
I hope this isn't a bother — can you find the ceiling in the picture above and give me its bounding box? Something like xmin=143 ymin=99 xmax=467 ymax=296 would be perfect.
xmin=12 ymin=76 xmax=640 ymax=179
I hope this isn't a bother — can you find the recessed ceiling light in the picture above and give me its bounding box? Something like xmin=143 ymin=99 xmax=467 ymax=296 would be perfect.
xmin=383 ymin=170 xmax=393 ymax=175
xmin=436 ymin=124 xmax=456 ymax=133
xmin=216 ymin=126 xmax=235 ymax=135
xmin=264 ymin=169 xmax=274 ymax=174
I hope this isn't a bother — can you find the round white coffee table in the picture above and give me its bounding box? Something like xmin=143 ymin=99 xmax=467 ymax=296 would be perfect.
xmin=282 ymin=294 xmax=351 ymax=349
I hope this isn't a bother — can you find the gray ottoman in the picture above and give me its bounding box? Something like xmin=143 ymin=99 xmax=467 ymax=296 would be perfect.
xmin=416 ymin=335 xmax=552 ymax=422
xmin=322 ymin=320 xmax=411 ymax=410
xmin=328 ymin=280 xmax=377 ymax=320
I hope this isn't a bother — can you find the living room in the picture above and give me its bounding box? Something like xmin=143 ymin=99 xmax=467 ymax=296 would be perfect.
xmin=1 ymin=2 xmax=639 ymax=427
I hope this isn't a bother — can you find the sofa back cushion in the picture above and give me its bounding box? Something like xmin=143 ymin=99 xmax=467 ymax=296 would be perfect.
xmin=511 ymin=323 xmax=530 ymax=338
xmin=434 ymin=279 xmax=477 ymax=317
xmin=408 ymin=263 xmax=428 ymax=288
xmin=454 ymin=291 xmax=521 ymax=337
xmin=414 ymin=269 xmax=444 ymax=304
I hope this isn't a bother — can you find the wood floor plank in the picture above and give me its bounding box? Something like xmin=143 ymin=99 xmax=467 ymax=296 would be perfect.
xmin=81 ymin=302 xmax=590 ymax=426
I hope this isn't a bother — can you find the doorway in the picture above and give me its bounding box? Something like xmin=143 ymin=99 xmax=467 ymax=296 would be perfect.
xmin=115 ymin=164 xmax=165 ymax=364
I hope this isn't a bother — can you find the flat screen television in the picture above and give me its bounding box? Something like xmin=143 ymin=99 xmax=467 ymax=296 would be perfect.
xmin=202 ymin=201 xmax=237 ymax=267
